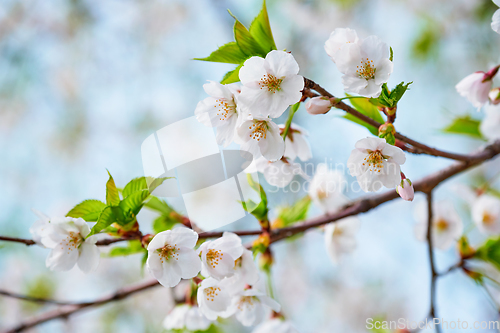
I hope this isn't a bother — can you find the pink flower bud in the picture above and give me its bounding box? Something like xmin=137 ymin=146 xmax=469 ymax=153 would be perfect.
xmin=397 ymin=179 xmax=414 ymax=201
xmin=305 ymin=96 xmax=332 ymax=115
xmin=489 ymin=88 xmax=500 ymax=105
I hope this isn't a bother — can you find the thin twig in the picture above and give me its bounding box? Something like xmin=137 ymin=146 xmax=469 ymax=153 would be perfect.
xmin=0 ymin=290 xmax=76 ymax=305
xmin=303 ymin=77 xmax=478 ymax=162
xmin=1 ymin=280 xmax=160 ymax=333
xmin=426 ymin=192 xmax=441 ymax=333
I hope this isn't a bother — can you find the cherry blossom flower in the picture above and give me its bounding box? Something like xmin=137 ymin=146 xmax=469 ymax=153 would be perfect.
xmin=198 ymin=232 xmax=244 ymax=280
xmin=281 ymin=123 xmax=312 ymax=162
xmin=414 ymin=201 xmax=463 ymax=250
xmin=324 ymin=217 xmax=360 ymax=264
xmin=480 ymin=103 xmax=500 ymax=141
xmin=247 ymin=156 xmax=306 ymax=188
xmin=308 ymin=163 xmax=349 ymax=214
xmin=252 ymin=318 xmax=301 ymax=333
xmin=163 ymin=304 xmax=212 ymax=331
xmin=489 ymin=88 xmax=500 ymax=105
xmin=335 ymin=35 xmax=393 ymax=98
xmin=472 ymin=194 xmax=500 ymax=235
xmin=225 ymin=248 xmax=260 ymax=292
xmin=236 ymin=117 xmax=285 ymax=161
xmin=324 ymin=28 xmax=359 ymax=64
xmin=195 ymin=81 xmax=242 ymax=147
xmin=30 ymin=209 xmax=51 ymax=245
xmin=38 ymin=216 xmax=100 ymax=273
xmin=226 ymin=285 xmax=281 ymax=327
xmin=305 ymin=96 xmax=332 ymax=115
xmin=397 ymin=178 xmax=414 ymax=202
xmin=146 ymin=228 xmax=201 ymax=288
xmin=238 ymin=50 xmax=304 ymax=119
xmin=492 ymin=0 xmax=500 ymax=34
xmin=347 ymin=137 xmax=406 ymax=192
xmin=197 ymin=277 xmax=233 ymax=320
xmin=456 ymin=72 xmax=493 ymax=110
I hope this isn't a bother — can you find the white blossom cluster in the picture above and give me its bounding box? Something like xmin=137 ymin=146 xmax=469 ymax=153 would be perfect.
xmin=145 ymin=229 xmax=284 ymax=330
xmin=195 ymin=50 xmax=313 ymax=189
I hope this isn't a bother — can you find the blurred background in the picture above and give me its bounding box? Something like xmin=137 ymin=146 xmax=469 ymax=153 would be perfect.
xmin=1 ymin=0 xmax=500 ymax=332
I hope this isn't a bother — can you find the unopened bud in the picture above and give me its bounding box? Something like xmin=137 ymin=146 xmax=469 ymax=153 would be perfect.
xmin=379 ymin=123 xmax=396 ymax=136
xmin=385 ymin=106 xmax=397 ymax=116
xmin=259 ymin=250 xmax=273 ymax=272
xmin=305 ymin=96 xmax=332 ymax=115
xmin=457 ymin=236 xmax=475 ymax=259
xmin=489 ymin=88 xmax=500 ymax=105
xmin=396 ymin=178 xmax=414 ymax=201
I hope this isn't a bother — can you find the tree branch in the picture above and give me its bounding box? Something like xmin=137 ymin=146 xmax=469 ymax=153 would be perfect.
xmin=1 ymin=280 xmax=160 ymax=333
xmin=303 ymin=77 xmax=479 ymax=162
xmin=425 ymin=191 xmax=441 ymax=333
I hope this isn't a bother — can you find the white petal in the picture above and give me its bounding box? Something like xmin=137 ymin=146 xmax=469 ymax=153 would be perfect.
xmin=46 ymin=247 xmax=79 ymax=271
xmin=177 ymin=247 xmax=202 ymax=279
xmin=77 ymin=241 xmax=100 ymax=273
xmin=259 ymin=121 xmax=285 ymax=161
xmin=264 ymin=50 xmax=300 ymax=78
xmin=492 ymin=9 xmax=500 ymax=34
xmin=239 ymin=57 xmax=267 ymax=85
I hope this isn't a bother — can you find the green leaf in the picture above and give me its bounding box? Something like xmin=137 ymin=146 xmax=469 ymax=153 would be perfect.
xmin=475 ymin=237 xmax=500 ymax=271
xmin=122 ymin=177 xmax=148 ymax=198
xmin=389 ymin=47 xmax=393 ymax=62
xmin=152 ymin=214 xmax=178 ymax=234
xmin=221 ymin=64 xmax=243 ymax=84
xmin=194 ymin=42 xmax=248 ymax=64
xmin=122 ymin=177 xmax=171 ymax=198
xmin=241 ymin=174 xmax=268 ymax=221
xmin=145 ymin=196 xmax=174 ymax=215
xmin=379 ymin=132 xmax=396 ymax=145
xmin=66 ymin=199 xmax=106 ymax=222
xmin=276 ymin=196 xmax=311 ymax=227
xmin=348 ymin=95 xmax=385 ymax=124
xmin=87 ymin=206 xmax=116 ymax=237
xmin=229 ymin=10 xmax=267 ymax=57
xmin=442 ymin=116 xmax=483 ymax=139
xmin=119 ymin=189 xmax=150 ymax=218
xmin=248 ymin=0 xmax=277 ymax=53
xmin=389 ymin=81 xmax=412 ymax=103
xmin=107 ymin=240 xmax=145 ymax=257
xmin=106 ymin=171 xmax=120 ymax=206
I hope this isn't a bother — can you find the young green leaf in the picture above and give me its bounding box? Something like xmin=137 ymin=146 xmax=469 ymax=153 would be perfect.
xmin=87 ymin=206 xmax=117 ymax=237
xmin=66 ymin=199 xmax=106 ymax=221
xmin=221 ymin=64 xmax=243 ymax=84
xmin=276 ymin=196 xmax=311 ymax=227
xmin=229 ymin=10 xmax=267 ymax=57
xmin=194 ymin=42 xmax=248 ymax=64
xmin=122 ymin=177 xmax=148 ymax=198
xmin=342 ymin=114 xmax=379 ymax=135
xmin=106 ymin=171 xmax=120 ymax=206
xmin=474 ymin=237 xmax=500 ymax=271
xmin=442 ymin=116 xmax=483 ymax=140
xmin=107 ymin=240 xmax=146 ymax=257
xmin=389 ymin=81 xmax=412 ymax=103
xmin=347 ymin=95 xmax=385 ymax=124
xmin=241 ymin=174 xmax=269 ymax=221
xmin=152 ymin=214 xmax=178 ymax=234
xmin=119 ymin=189 xmax=150 ymax=217
xmin=145 ymin=196 xmax=174 ymax=215
xmin=248 ymin=0 xmax=277 ymax=53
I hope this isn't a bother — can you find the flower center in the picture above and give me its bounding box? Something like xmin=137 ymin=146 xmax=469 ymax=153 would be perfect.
xmin=234 ymin=257 xmax=242 ymax=269
xmin=363 ymin=150 xmax=384 ymax=173
xmin=62 ymin=231 xmax=83 ymax=253
xmin=435 ymin=219 xmax=449 ymax=232
xmin=157 ymin=244 xmax=180 ymax=263
xmin=214 ymin=98 xmax=236 ymax=121
xmin=356 ymin=58 xmax=376 ymax=80
xmin=206 ymin=249 xmax=223 ymax=269
xmin=483 ymin=212 xmax=496 ymax=225
xmin=205 ymin=287 xmax=221 ymax=302
xmin=248 ymin=121 xmax=268 ymax=141
xmin=259 ymin=74 xmax=283 ymax=93
xmin=237 ymin=296 xmax=255 ymax=310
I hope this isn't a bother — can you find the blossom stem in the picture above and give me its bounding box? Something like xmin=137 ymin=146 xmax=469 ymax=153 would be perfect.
xmin=281 ymin=102 xmax=300 ymax=139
